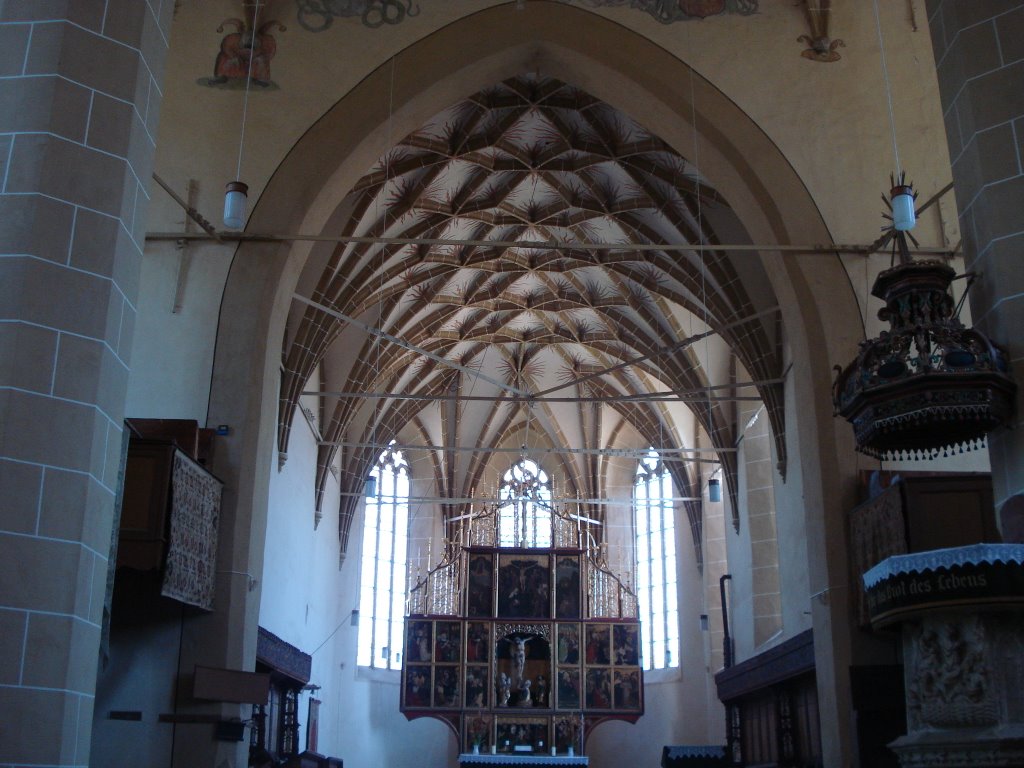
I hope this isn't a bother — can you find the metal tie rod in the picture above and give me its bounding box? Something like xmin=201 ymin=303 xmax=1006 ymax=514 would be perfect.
xmin=293 ymin=293 xmax=530 ymax=397
xmin=342 ymin=492 xmax=701 ymax=505
xmin=144 ymin=230 xmax=956 ymax=257
xmin=320 ymin=440 xmax=732 ymax=456
xmin=301 ymin=389 xmax=773 ymax=403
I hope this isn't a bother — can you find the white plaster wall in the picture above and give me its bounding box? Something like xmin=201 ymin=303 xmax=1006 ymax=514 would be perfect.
xmin=588 ymin=480 xmax=720 ymax=766
xmin=147 ymin=0 xmax=956 ymax=249
xmin=724 ymin=427 xmax=755 ymax=662
xmin=308 ymin=513 xmax=456 ymax=768
xmin=260 ymin=402 xmax=455 ymax=765
xmin=775 ymin=375 xmax=813 ymax=639
xmin=726 ymin=411 xmax=815 ymax=665
xmin=125 ymin=240 xmax=232 ymax=420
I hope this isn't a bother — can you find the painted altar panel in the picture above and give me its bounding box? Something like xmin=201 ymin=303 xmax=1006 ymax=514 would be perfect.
xmin=407 ymin=620 xmax=433 ymax=662
xmin=404 ymin=664 xmax=432 ymax=708
xmin=436 ymin=622 xmax=462 ymax=663
xmin=557 ymin=624 xmax=580 ymax=665
xmin=555 ymin=555 xmax=582 ymax=619
xmin=466 ymin=665 xmax=490 ymax=708
xmin=467 ymin=621 xmax=491 ymax=663
xmin=434 ymin=665 xmax=461 ymax=708
xmin=468 ymin=553 xmax=494 ymax=618
xmin=498 ymin=553 xmax=552 ymax=619
xmin=556 ymin=668 xmax=581 ymax=710
xmin=495 ymin=716 xmax=550 ymax=754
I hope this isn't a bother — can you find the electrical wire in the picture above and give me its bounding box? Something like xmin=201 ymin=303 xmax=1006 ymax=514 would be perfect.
xmin=872 ymin=0 xmax=902 ymax=176
xmin=234 ymin=1 xmax=261 ymax=181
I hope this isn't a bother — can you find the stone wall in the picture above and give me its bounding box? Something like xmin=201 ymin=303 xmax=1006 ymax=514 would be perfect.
xmin=927 ymin=0 xmax=1024 ymax=519
xmin=0 ymin=1 xmax=171 ymax=765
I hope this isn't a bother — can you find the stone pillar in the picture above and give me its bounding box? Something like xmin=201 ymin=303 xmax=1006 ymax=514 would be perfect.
xmin=0 ymin=2 xmax=170 ymax=765
xmin=926 ymin=1 xmax=1024 ymax=520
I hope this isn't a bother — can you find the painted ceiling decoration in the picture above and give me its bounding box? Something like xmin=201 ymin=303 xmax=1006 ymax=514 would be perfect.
xmin=198 ymin=1 xmax=289 ymax=89
xmin=279 ymin=74 xmax=785 ymax=565
xmin=196 ymin=0 xmax=765 ymax=88
xmin=798 ymin=0 xmax=844 ymax=62
xmin=296 ymin=0 xmax=419 ymax=31
xmin=294 ymin=0 xmax=759 ymax=32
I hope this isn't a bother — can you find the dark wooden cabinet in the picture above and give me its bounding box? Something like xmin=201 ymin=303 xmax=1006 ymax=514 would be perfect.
xmin=849 ymin=473 xmax=998 ymax=628
xmin=715 ymin=630 xmax=822 ymax=768
xmin=117 ymin=440 xmax=176 ymax=571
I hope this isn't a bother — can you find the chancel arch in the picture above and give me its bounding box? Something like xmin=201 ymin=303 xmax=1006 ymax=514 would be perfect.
xmin=202 ymin=3 xmax=864 ymax=764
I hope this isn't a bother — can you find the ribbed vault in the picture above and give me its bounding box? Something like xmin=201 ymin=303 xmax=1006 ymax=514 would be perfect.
xmin=277 ymin=74 xmax=786 ymax=563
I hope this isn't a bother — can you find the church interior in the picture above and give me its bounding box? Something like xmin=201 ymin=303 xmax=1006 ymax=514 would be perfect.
xmin=2 ymin=1 xmax=1024 ymax=767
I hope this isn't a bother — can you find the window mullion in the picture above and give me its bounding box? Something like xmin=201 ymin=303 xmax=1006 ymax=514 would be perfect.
xmin=385 ymin=493 xmax=397 ymax=669
xmin=663 ymin=498 xmax=670 ymax=666
xmin=645 ymin=487 xmax=655 ymax=668
xmin=371 ymin=490 xmax=383 ymax=667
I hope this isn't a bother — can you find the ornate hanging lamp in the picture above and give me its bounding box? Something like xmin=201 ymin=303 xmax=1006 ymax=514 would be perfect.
xmin=832 ymin=177 xmax=1016 ymax=460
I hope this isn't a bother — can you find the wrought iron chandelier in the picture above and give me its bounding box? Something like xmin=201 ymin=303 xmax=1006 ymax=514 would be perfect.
xmin=832 ymin=178 xmax=1016 ymax=460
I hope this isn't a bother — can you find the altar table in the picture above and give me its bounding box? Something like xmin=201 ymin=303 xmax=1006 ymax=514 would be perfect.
xmin=458 ymin=754 xmax=589 ymax=767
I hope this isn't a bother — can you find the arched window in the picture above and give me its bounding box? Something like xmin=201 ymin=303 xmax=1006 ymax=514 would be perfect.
xmin=357 ymin=442 xmax=409 ymax=669
xmin=498 ymin=458 xmax=552 ymax=547
xmin=634 ymin=450 xmax=679 ymax=670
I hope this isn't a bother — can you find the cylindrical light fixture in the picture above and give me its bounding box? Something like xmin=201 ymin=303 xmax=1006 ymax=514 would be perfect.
xmin=223 ymin=181 xmax=249 ymax=229
xmin=890 ymin=184 xmax=916 ymax=231
xmin=708 ymin=477 xmax=722 ymax=503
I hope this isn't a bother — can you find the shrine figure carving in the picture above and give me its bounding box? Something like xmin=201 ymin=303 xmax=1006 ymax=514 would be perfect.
xmin=497 ymin=672 xmax=511 ymax=707
xmin=517 ymin=679 xmax=532 ymax=707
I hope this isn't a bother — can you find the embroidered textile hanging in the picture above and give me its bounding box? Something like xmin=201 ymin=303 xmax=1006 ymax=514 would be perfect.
xmin=161 ymin=451 xmax=222 ymax=610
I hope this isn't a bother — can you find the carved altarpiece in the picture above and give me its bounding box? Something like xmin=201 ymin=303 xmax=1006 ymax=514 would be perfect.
xmin=401 ymin=505 xmax=643 ymax=754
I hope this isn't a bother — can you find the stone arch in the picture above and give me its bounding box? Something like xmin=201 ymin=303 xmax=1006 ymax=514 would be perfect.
xmin=205 ymin=1 xmax=861 ymax=717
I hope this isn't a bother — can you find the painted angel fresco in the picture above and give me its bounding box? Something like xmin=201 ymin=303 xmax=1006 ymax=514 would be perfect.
xmin=200 ymin=1 xmax=287 ymax=89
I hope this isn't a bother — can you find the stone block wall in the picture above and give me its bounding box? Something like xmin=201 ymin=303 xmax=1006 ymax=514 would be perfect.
xmin=0 ymin=2 xmax=171 ymax=765
xmin=927 ymin=1 xmax=1024 ymax=516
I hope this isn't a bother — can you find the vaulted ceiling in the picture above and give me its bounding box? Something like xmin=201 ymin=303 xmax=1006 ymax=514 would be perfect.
xmin=277 ymin=74 xmax=786 ymax=560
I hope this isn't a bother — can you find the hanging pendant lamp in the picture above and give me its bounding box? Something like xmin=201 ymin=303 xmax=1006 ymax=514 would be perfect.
xmin=223 ymin=181 xmax=248 ymax=230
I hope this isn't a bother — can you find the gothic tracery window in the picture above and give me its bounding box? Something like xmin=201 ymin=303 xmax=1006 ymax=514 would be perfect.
xmin=634 ymin=450 xmax=680 ymax=670
xmin=357 ymin=442 xmax=409 ymax=669
xmin=498 ymin=458 xmax=552 ymax=548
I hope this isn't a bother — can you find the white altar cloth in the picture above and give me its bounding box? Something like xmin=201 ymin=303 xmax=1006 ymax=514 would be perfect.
xmin=458 ymin=754 xmax=588 ymax=766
